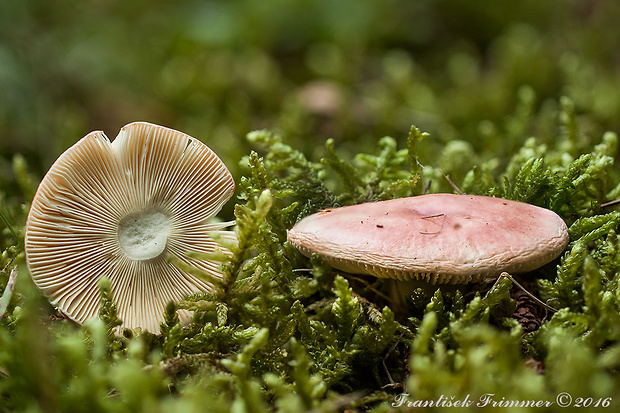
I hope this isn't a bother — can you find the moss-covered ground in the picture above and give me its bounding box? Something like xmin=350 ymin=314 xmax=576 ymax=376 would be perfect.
xmin=3 ymin=1 xmax=620 ymax=411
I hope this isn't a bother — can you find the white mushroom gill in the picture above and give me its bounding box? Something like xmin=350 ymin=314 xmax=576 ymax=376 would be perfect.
xmin=25 ymin=122 xmax=236 ymax=333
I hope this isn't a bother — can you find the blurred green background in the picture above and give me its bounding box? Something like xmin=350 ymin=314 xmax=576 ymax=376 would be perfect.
xmin=3 ymin=3 xmax=620 ymax=409
xmin=2 ymin=0 xmax=620 ymax=217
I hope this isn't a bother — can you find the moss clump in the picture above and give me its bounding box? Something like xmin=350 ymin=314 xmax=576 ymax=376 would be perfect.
xmin=3 ymin=104 xmax=620 ymax=411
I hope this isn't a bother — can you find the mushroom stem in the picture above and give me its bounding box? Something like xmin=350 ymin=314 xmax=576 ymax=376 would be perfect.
xmin=384 ymin=277 xmax=467 ymax=311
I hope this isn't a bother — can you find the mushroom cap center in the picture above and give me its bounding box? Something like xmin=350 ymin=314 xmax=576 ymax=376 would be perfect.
xmin=118 ymin=209 xmax=171 ymax=260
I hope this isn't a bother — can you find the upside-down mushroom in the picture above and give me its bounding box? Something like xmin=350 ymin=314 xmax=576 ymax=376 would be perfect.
xmin=25 ymin=122 xmax=235 ymax=333
xmin=287 ymin=194 xmax=569 ymax=284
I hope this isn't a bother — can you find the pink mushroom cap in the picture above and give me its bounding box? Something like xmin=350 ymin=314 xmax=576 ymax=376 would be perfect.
xmin=287 ymin=194 xmax=570 ymax=284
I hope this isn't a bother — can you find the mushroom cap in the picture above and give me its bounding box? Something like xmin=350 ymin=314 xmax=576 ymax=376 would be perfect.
xmin=25 ymin=122 xmax=235 ymax=332
xmin=287 ymin=194 xmax=569 ymax=284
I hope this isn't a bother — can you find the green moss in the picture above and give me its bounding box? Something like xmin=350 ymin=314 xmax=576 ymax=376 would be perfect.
xmin=3 ymin=1 xmax=620 ymax=411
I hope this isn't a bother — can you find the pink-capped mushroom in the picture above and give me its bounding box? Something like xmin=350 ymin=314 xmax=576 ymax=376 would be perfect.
xmin=25 ymin=122 xmax=235 ymax=333
xmin=287 ymin=194 xmax=569 ymax=284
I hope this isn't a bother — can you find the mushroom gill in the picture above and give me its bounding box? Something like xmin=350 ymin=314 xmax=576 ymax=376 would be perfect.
xmin=25 ymin=122 xmax=236 ymax=333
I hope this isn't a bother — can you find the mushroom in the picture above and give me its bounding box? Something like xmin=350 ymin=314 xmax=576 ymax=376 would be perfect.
xmin=287 ymin=194 xmax=569 ymax=284
xmin=25 ymin=122 xmax=235 ymax=333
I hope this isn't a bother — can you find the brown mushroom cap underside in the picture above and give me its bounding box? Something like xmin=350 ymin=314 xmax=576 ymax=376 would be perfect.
xmin=25 ymin=122 xmax=235 ymax=333
xmin=287 ymin=194 xmax=570 ymax=284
